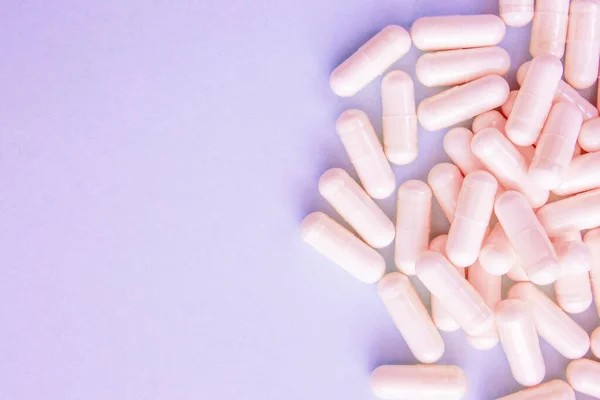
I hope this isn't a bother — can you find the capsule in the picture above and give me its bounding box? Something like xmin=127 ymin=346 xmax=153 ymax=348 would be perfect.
xmin=495 ymin=191 xmax=559 ymax=285
xmin=500 ymin=0 xmax=534 ymax=27
xmin=566 ymin=359 xmax=600 ymax=399
xmin=471 ymin=128 xmax=549 ymax=208
xmin=446 ymin=171 xmax=498 ymax=267
xmin=479 ymin=223 xmax=517 ymax=275
xmin=416 ymin=47 xmax=510 ymax=87
xmin=564 ymin=0 xmax=600 ymax=89
xmin=509 ymin=282 xmax=590 ymax=359
xmin=529 ymin=102 xmax=584 ymax=190
xmin=554 ymin=153 xmax=600 ymax=196
xmin=591 ymin=326 xmax=600 ymax=358
xmin=427 ymin=163 xmax=463 ymax=223
xmin=395 ymin=180 xmax=431 ymax=275
xmin=429 ymin=235 xmax=462 ymax=332
xmin=301 ymin=212 xmax=385 ymax=283
xmin=501 ymin=90 xmax=519 ymax=118
xmin=336 ymin=110 xmax=396 ymax=199
xmin=418 ymin=75 xmax=509 ymax=131
xmin=330 ymin=25 xmax=411 ymax=97
xmin=583 ymin=228 xmax=600 ymax=318
xmin=495 ymin=299 xmax=546 ymax=387
xmin=381 ymin=71 xmax=418 ymax=165
xmin=411 ymin=15 xmax=506 ymax=51
xmin=495 ymin=380 xmax=575 ymax=400
xmin=578 ymin=117 xmax=600 ymax=152
xmin=378 ymin=273 xmax=445 ymax=363
xmin=443 ymin=127 xmax=485 ymax=175
xmin=506 ymin=56 xmax=563 ymax=146
xmin=537 ymin=188 xmax=600 ymax=236
xmin=416 ymin=251 xmax=494 ymax=336
xmin=472 ymin=110 xmax=507 ymax=133
xmin=517 ymin=61 xmax=599 ymax=120
xmin=530 ymin=0 xmax=570 ymax=58
xmin=467 ymin=261 xmax=501 ymax=349
xmin=553 ymin=231 xmax=592 ymax=275
xmin=370 ymin=364 xmax=467 ymax=400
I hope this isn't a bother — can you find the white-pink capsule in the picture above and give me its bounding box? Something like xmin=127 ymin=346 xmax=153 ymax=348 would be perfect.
xmin=429 ymin=234 xmax=462 ymax=332
xmin=538 ymin=188 xmax=600 ymax=236
xmin=427 ymin=163 xmax=463 ymax=223
xmin=496 ymin=380 xmax=575 ymax=400
xmin=554 ymin=152 xmax=600 ymax=196
xmin=479 ymin=223 xmax=517 ymax=276
xmin=578 ymin=117 xmax=600 ymax=152
xmin=567 ymin=359 xmax=600 ymax=398
xmin=443 ymin=127 xmax=485 ymax=175
xmin=530 ymin=0 xmax=570 ymax=58
xmin=564 ymin=0 xmax=600 ymax=89
xmin=500 ymin=0 xmax=534 ymax=27
xmin=467 ymin=260 xmax=501 ymax=349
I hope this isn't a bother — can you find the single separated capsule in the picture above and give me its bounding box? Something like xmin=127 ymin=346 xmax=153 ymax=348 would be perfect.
xmin=443 ymin=127 xmax=485 ymax=175
xmin=446 ymin=171 xmax=498 ymax=267
xmin=429 ymin=235 xmax=462 ymax=332
xmin=495 ymin=299 xmax=546 ymax=387
xmin=427 ymin=163 xmax=463 ymax=223
xmin=416 ymin=46 xmax=510 ymax=87
xmin=336 ymin=110 xmax=396 ymax=199
xmin=578 ymin=117 xmax=600 ymax=152
xmin=381 ymin=71 xmax=418 ymax=165
xmin=495 ymin=380 xmax=575 ymax=400
xmin=566 ymin=359 xmax=600 ymax=398
xmin=554 ymin=152 xmax=600 ymax=196
xmin=506 ymin=56 xmax=563 ymax=147
xmin=378 ymin=273 xmax=445 ymax=363
xmin=583 ymin=228 xmax=600 ymax=318
xmin=301 ymin=212 xmax=385 ymax=283
xmin=500 ymin=0 xmax=534 ymax=27
xmin=564 ymin=0 xmax=600 ymax=89
xmin=418 ymin=75 xmax=509 ymax=131
xmin=538 ymin=188 xmax=600 ymax=236
xmin=330 ymin=25 xmax=411 ymax=97
xmin=467 ymin=260 xmax=501 ymax=349
xmin=370 ymin=364 xmax=467 ymax=400
xmin=530 ymin=0 xmax=570 ymax=58
xmin=416 ymin=251 xmax=494 ymax=336
xmin=495 ymin=191 xmax=560 ymax=285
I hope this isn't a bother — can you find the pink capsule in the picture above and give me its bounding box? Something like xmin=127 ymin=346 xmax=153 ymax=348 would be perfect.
xmin=446 ymin=171 xmax=498 ymax=267
xmin=443 ymin=127 xmax=485 ymax=175
xmin=506 ymin=56 xmax=563 ymax=146
xmin=479 ymin=223 xmax=517 ymax=275
xmin=517 ymin=61 xmax=599 ymax=120
xmin=427 ymin=163 xmax=463 ymax=223
xmin=501 ymin=90 xmax=519 ymax=118
xmin=537 ymin=188 xmax=600 ymax=236
xmin=495 ymin=191 xmax=560 ymax=285
xmin=467 ymin=260 xmax=501 ymax=349
xmin=583 ymin=228 xmax=600 ymax=318
xmin=564 ymin=0 xmax=600 ymax=89
xmin=416 ymin=46 xmax=510 ymax=87
xmin=429 ymin=234 xmax=462 ymax=332
xmin=591 ymin=326 xmax=600 ymax=358
xmin=336 ymin=110 xmax=396 ymax=199
xmin=416 ymin=251 xmax=494 ymax=336
xmin=395 ymin=180 xmax=431 ymax=275
xmin=301 ymin=212 xmax=385 ymax=283
xmin=496 ymin=380 xmax=575 ymax=400
xmin=370 ymin=364 xmax=467 ymax=400
xmin=509 ymin=282 xmax=590 ymax=359
xmin=495 ymin=298 xmax=546 ymax=387
xmin=381 ymin=71 xmax=418 ymax=165
xmin=330 ymin=25 xmax=411 ymax=97
xmin=553 ymin=231 xmax=593 ymax=275
xmin=378 ymin=273 xmax=445 ymax=363
xmin=411 ymin=15 xmax=506 ymax=51
xmin=417 ymin=75 xmax=509 ymax=131
xmin=578 ymin=117 xmax=600 ymax=152
xmin=530 ymin=0 xmax=570 ymax=58
xmin=500 ymin=0 xmax=534 ymax=27
xmin=529 ymin=102 xmax=584 ymax=190
xmin=472 ymin=110 xmax=507 ymax=133
xmin=471 ymin=128 xmax=549 ymax=208
xmin=554 ymin=152 xmax=600 ymax=196
xmin=566 ymin=359 xmax=600 ymax=398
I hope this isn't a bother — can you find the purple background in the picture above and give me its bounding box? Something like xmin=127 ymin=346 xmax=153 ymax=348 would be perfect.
xmin=1 ymin=0 xmax=599 ymax=399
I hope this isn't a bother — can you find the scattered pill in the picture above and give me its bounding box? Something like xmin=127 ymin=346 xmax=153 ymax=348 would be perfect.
xmin=537 ymin=188 xmax=600 ymax=236
xmin=564 ymin=0 xmax=600 ymax=89
xmin=530 ymin=0 xmax=570 ymax=58
xmin=553 ymin=152 xmax=600 ymax=196
xmin=591 ymin=327 xmax=600 ymax=358
xmin=499 ymin=0 xmax=534 ymax=27
xmin=584 ymin=228 xmax=600 ymax=318
xmin=427 ymin=163 xmax=463 ymax=223
xmin=495 ymin=379 xmax=575 ymax=400
xmin=443 ymin=127 xmax=486 ymax=175
xmin=566 ymin=358 xmax=600 ymax=398
xmin=467 ymin=260 xmax=501 ymax=349
xmin=429 ymin=234 xmax=462 ymax=332
xmin=578 ymin=117 xmax=600 ymax=152
xmin=479 ymin=223 xmax=517 ymax=275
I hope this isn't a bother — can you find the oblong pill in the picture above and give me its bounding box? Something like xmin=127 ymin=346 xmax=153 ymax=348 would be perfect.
xmin=564 ymin=0 xmax=600 ymax=89
xmin=416 ymin=251 xmax=494 ymax=336
xmin=501 ymin=90 xmax=519 ymax=118
xmin=418 ymin=75 xmax=509 ymax=131
xmin=381 ymin=71 xmax=418 ymax=165
xmin=530 ymin=0 xmax=570 ymax=58
xmin=446 ymin=171 xmax=498 ymax=267
xmin=330 ymin=25 xmax=411 ymax=97
xmin=591 ymin=326 xmax=600 ymax=358
xmin=301 ymin=212 xmax=385 ymax=283
xmin=553 ymin=152 xmax=600 ymax=196
xmin=517 ymin=61 xmax=599 ymax=120
xmin=583 ymin=228 xmax=600 ymax=318
xmin=566 ymin=359 xmax=600 ymax=398
xmin=416 ymin=46 xmax=510 ymax=87
xmin=467 ymin=260 xmax=501 ymax=349
xmin=395 ymin=180 xmax=431 ymax=275
xmin=429 ymin=235 xmax=462 ymax=332
xmin=554 ymin=271 xmax=593 ymax=314
xmin=336 ymin=110 xmax=396 ymax=199
xmin=495 ymin=380 xmax=575 ymax=400
xmin=479 ymin=223 xmax=518 ymax=275
xmin=371 ymin=364 xmax=467 ymax=400
xmin=506 ymin=56 xmax=563 ymax=146
xmin=537 ymin=188 xmax=600 ymax=236
xmin=378 ymin=273 xmax=445 ymax=363
xmin=471 ymin=128 xmax=549 ymax=208
xmin=529 ymin=102 xmax=584 ymax=190
xmin=509 ymin=282 xmax=590 ymax=359
xmin=472 ymin=110 xmax=507 ymax=133
xmin=500 ymin=0 xmax=534 ymax=27
xmin=578 ymin=117 xmax=600 ymax=152
xmin=443 ymin=127 xmax=485 ymax=175
xmin=427 ymin=163 xmax=463 ymax=223
xmin=411 ymin=14 xmax=506 ymax=51
xmin=495 ymin=298 xmax=546 ymax=387
xmin=495 ymin=191 xmax=560 ymax=285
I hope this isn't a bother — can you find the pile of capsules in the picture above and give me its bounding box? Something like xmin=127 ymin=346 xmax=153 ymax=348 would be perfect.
xmin=302 ymin=0 xmax=600 ymax=399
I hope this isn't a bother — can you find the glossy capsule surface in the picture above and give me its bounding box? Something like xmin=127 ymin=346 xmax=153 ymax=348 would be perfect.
xmin=564 ymin=0 xmax=600 ymax=89
xmin=467 ymin=260 xmax=501 ymax=349
xmin=427 ymin=163 xmax=463 ymax=223
xmin=530 ymin=0 xmax=570 ymax=58
xmin=578 ymin=117 xmax=600 ymax=152
xmin=479 ymin=223 xmax=517 ymax=275
xmin=495 ymin=380 xmax=575 ymax=400
xmin=554 ymin=152 xmax=600 ymax=196
xmin=501 ymin=90 xmax=518 ymax=117
xmin=566 ymin=359 xmax=600 ymax=398
xmin=500 ymin=0 xmax=534 ymax=27
xmin=429 ymin=234 xmax=462 ymax=332
xmin=444 ymin=127 xmax=485 ymax=175
xmin=537 ymin=188 xmax=600 ymax=236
